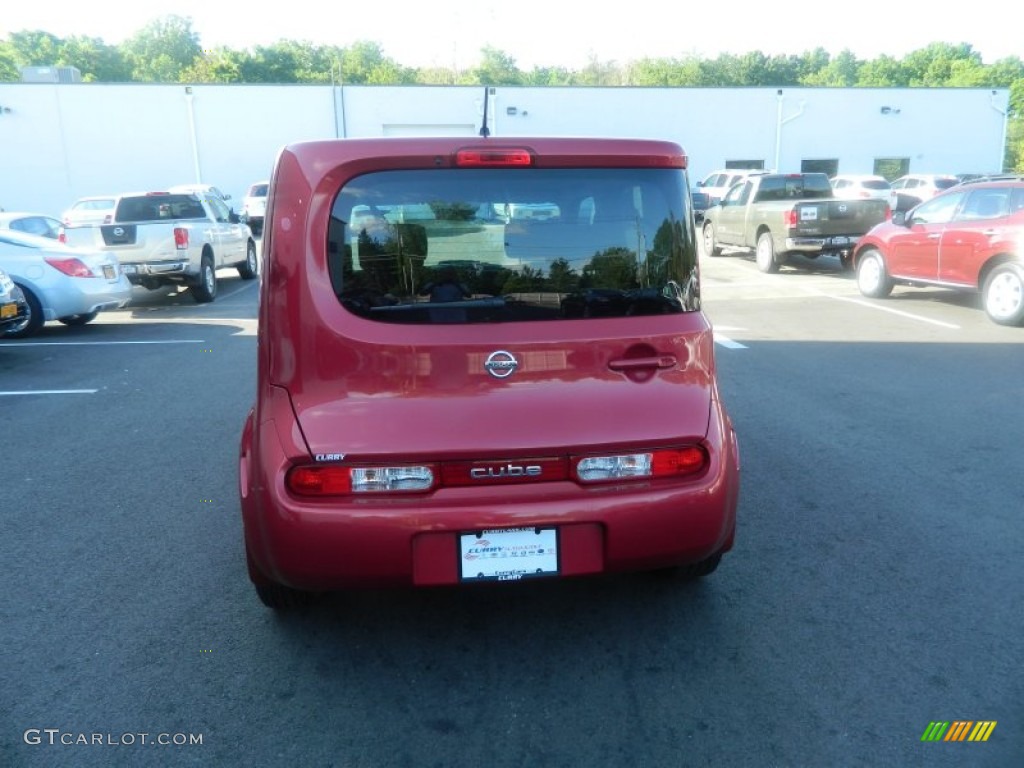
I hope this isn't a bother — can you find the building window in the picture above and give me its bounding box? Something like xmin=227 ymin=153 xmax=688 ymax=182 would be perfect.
xmin=874 ymin=158 xmax=910 ymax=181
xmin=725 ymin=160 xmax=765 ymax=170
xmin=801 ymin=159 xmax=838 ymax=177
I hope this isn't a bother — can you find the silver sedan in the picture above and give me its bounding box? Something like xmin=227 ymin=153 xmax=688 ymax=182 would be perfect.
xmin=0 ymin=230 xmax=132 ymax=339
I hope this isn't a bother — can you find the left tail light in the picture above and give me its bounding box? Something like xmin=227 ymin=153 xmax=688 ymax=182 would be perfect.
xmin=287 ymin=464 xmax=437 ymax=496
xmin=174 ymin=228 xmax=189 ymax=250
xmin=44 ymin=257 xmax=95 ymax=278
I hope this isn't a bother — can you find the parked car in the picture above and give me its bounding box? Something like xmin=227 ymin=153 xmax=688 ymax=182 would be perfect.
xmin=61 ymin=196 xmax=117 ymax=228
xmin=0 ymin=230 xmax=132 ymax=338
xmin=851 ymin=179 xmax=1024 ymax=326
xmin=61 ymin=191 xmax=257 ymax=303
xmin=240 ymin=180 xmax=269 ymax=236
xmin=830 ymin=174 xmax=897 ymax=211
xmin=695 ymin=169 xmax=766 ymax=205
xmin=239 ymin=136 xmax=740 ymax=609
xmin=701 ymin=173 xmax=891 ymax=272
xmin=0 ymin=266 xmax=28 ymax=331
xmin=0 ymin=212 xmax=63 ymax=239
xmin=890 ymin=174 xmax=958 ymax=211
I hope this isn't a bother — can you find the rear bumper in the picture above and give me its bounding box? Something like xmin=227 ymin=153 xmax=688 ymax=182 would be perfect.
xmin=43 ymin=278 xmax=132 ymax=320
xmin=122 ymin=260 xmax=194 ymax=281
xmin=240 ymin=401 xmax=740 ymax=590
xmin=785 ymin=235 xmax=859 ymax=253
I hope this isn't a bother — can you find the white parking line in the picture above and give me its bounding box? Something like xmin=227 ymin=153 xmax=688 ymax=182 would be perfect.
xmin=0 ymin=389 xmax=98 ymax=396
xmin=816 ymin=293 xmax=961 ymax=329
xmin=1 ymin=340 xmax=206 ymax=347
xmin=714 ymin=333 xmax=748 ymax=349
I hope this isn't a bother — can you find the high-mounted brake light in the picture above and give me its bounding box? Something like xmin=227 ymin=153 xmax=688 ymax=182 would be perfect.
xmin=287 ymin=464 xmax=436 ymax=496
xmin=456 ymin=148 xmax=533 ymax=167
xmin=174 ymin=227 xmax=189 ymax=250
xmin=44 ymin=257 xmax=94 ymax=278
xmin=574 ymin=446 xmax=708 ymax=483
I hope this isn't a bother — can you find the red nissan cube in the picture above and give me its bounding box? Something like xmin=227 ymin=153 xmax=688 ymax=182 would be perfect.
xmin=239 ymin=137 xmax=740 ymax=609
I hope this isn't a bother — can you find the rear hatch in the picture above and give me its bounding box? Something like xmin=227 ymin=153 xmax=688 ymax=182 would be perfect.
xmin=793 ymin=199 xmax=890 ymax=238
xmin=275 ymin=141 xmax=713 ymax=465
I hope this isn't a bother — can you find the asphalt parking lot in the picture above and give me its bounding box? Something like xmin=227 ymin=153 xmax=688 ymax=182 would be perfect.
xmin=2 ymin=251 xmax=1021 ymax=767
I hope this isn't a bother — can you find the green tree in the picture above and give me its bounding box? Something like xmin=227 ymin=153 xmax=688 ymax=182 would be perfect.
xmin=856 ymin=55 xmax=909 ymax=87
xmin=801 ymin=49 xmax=859 ymax=86
xmin=181 ymin=47 xmax=244 ymax=83
xmin=122 ymin=15 xmax=202 ymax=82
xmin=469 ymin=46 xmax=524 ymax=86
xmin=0 ymin=44 xmax=19 ymax=81
xmin=59 ymin=36 xmax=131 ymax=82
xmin=6 ymin=30 xmax=62 ymax=67
xmin=902 ymin=42 xmax=983 ymax=86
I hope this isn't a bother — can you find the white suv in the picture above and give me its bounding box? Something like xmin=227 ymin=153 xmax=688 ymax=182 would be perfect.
xmin=241 ymin=181 xmax=269 ymax=237
xmin=890 ymin=174 xmax=958 ymax=211
xmin=830 ymin=174 xmax=897 ymax=211
xmin=696 ymin=169 xmax=766 ymax=205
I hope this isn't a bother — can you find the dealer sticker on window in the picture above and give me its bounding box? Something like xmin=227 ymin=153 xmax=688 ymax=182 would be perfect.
xmin=459 ymin=527 xmax=559 ymax=582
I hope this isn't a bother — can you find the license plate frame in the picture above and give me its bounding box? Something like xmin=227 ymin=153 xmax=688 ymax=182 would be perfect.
xmin=458 ymin=527 xmax=560 ymax=582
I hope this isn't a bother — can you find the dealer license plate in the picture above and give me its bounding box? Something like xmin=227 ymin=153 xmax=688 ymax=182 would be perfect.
xmin=1 ymin=302 xmax=16 ymax=319
xmin=459 ymin=527 xmax=559 ymax=582
xmin=103 ymin=265 xmax=116 ymax=279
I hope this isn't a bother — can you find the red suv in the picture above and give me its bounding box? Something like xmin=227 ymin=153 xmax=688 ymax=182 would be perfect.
xmin=853 ymin=179 xmax=1024 ymax=326
xmin=239 ymin=137 xmax=740 ymax=609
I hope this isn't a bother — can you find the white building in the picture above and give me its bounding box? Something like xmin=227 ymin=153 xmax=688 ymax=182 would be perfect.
xmin=0 ymin=83 xmax=1010 ymax=215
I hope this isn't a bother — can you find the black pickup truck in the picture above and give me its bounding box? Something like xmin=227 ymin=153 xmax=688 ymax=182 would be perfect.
xmin=701 ymin=173 xmax=891 ymax=272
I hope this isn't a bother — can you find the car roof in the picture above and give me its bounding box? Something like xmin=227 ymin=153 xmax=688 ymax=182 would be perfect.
xmin=281 ymin=137 xmax=689 ymax=176
xmin=832 ymin=174 xmax=886 ymax=181
xmin=0 ymin=211 xmax=60 ymax=221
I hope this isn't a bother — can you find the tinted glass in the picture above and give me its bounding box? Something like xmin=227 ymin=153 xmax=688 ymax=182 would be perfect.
xmin=934 ymin=178 xmax=957 ymax=191
xmin=909 ymin=192 xmax=965 ymax=225
xmin=11 ymin=217 xmax=59 ymax=237
xmin=328 ymin=168 xmax=698 ymax=324
xmin=115 ymin=195 xmax=206 ymax=222
xmin=755 ymin=175 xmax=832 ymax=201
xmin=862 ymin=180 xmax=891 ymax=190
xmin=249 ymin=184 xmax=269 ymax=197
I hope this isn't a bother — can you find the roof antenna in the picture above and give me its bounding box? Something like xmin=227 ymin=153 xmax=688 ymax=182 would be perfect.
xmin=479 ymin=86 xmax=491 ymax=137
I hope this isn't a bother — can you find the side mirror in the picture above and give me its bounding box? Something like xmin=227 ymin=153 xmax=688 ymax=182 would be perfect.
xmin=229 ymin=211 xmax=240 ymax=224
xmin=695 ymin=181 xmax=705 ymax=188
xmin=892 ymin=211 xmax=907 ymax=226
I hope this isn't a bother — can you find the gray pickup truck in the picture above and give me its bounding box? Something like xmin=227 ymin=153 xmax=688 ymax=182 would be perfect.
xmin=61 ymin=191 xmax=258 ymax=302
xmin=701 ymin=173 xmax=891 ymax=273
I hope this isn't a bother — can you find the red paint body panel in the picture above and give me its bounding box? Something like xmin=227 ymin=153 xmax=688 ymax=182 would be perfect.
xmin=240 ymin=137 xmax=739 ymax=593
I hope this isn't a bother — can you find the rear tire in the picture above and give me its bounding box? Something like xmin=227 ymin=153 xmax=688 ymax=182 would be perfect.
xmin=237 ymin=240 xmax=258 ymax=280
xmin=246 ymin=545 xmax=317 ymax=611
xmin=856 ymin=248 xmax=893 ymax=298
xmin=653 ymin=553 xmax=723 ymax=581
xmin=189 ymin=253 xmax=217 ymax=303
xmin=58 ymin=311 xmax=99 ymax=326
xmin=982 ymin=263 xmax=1024 ymax=326
xmin=702 ymin=222 xmax=722 ymax=257
xmin=3 ymin=284 xmax=44 ymax=339
xmin=755 ymin=231 xmax=780 ymax=273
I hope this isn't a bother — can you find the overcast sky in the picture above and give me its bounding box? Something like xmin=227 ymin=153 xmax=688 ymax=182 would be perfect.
xmin=2 ymin=0 xmax=1017 ymax=71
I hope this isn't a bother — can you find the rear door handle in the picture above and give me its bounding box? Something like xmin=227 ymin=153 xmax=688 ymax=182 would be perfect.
xmin=609 ymin=356 xmax=677 ymax=371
